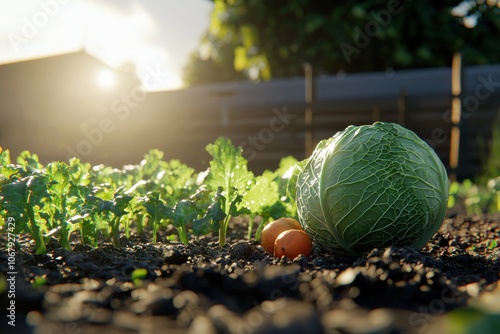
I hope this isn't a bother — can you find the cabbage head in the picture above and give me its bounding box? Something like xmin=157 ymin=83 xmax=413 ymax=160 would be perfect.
xmin=288 ymin=122 xmax=448 ymax=256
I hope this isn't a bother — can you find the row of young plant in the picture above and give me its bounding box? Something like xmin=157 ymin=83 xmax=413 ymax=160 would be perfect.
xmin=1 ymin=135 xmax=497 ymax=254
xmin=448 ymin=178 xmax=500 ymax=215
xmin=448 ymin=123 xmax=500 ymax=215
xmin=0 ymin=138 xmax=297 ymax=254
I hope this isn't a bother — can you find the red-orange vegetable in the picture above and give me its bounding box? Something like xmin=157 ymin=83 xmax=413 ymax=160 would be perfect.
xmin=274 ymin=229 xmax=312 ymax=259
xmin=261 ymin=218 xmax=302 ymax=254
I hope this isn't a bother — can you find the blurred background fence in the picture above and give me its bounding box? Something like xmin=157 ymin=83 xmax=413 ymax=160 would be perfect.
xmin=150 ymin=62 xmax=500 ymax=180
xmin=1 ymin=52 xmax=499 ymax=180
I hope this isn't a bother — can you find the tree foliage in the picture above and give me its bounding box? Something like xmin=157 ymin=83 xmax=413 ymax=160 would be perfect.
xmin=183 ymin=0 xmax=500 ymax=85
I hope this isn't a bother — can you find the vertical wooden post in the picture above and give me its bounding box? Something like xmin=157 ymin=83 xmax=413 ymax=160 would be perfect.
xmin=304 ymin=63 xmax=315 ymax=157
xmin=449 ymin=53 xmax=462 ymax=181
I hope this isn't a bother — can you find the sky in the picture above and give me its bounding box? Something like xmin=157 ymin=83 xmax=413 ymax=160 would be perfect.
xmin=0 ymin=0 xmax=214 ymax=91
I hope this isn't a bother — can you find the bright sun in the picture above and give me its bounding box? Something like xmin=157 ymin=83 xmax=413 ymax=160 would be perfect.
xmin=97 ymin=70 xmax=116 ymax=88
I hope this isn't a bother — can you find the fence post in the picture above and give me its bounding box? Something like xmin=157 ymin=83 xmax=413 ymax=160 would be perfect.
xmin=449 ymin=52 xmax=463 ymax=181
xmin=304 ymin=63 xmax=315 ymax=157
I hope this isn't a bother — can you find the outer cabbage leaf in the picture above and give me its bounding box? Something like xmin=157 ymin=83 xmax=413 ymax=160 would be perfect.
xmin=292 ymin=122 xmax=449 ymax=256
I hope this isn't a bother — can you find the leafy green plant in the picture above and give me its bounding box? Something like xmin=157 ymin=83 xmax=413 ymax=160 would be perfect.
xmin=241 ymin=155 xmax=298 ymax=241
xmin=0 ymin=139 xmax=299 ymax=252
xmin=131 ymin=268 xmax=148 ymax=281
xmin=241 ymin=170 xmax=280 ymax=240
xmin=477 ymin=118 xmax=500 ymax=185
xmin=139 ymin=191 xmax=169 ymax=244
xmin=165 ymin=198 xmax=201 ymax=244
xmin=288 ymin=122 xmax=449 ymax=256
xmin=96 ymin=189 xmax=133 ymax=248
xmin=448 ymin=178 xmax=498 ymax=215
xmin=487 ymin=177 xmax=500 ymax=213
xmin=203 ymin=137 xmax=254 ymax=246
xmin=1 ymin=173 xmax=49 ymax=254
xmin=192 ymin=187 xmax=227 ymax=236
xmin=486 ymin=239 xmax=498 ymax=250
xmin=0 ymin=151 xmax=51 ymax=254
xmin=133 ymin=149 xmax=198 ymax=204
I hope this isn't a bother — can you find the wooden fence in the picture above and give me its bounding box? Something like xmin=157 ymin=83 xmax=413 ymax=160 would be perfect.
xmin=2 ymin=62 xmax=499 ymax=180
xmin=152 ymin=63 xmax=500 ymax=180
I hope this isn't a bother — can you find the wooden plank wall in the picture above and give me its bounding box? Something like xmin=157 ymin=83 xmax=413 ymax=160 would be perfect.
xmin=174 ymin=65 xmax=500 ymax=179
xmin=3 ymin=62 xmax=497 ymax=181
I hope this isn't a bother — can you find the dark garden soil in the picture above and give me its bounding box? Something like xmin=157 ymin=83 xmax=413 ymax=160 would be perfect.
xmin=1 ymin=213 xmax=499 ymax=334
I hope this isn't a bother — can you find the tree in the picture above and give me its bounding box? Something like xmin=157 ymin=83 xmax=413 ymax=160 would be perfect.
xmin=182 ymin=31 xmax=247 ymax=85
xmin=183 ymin=0 xmax=500 ymax=85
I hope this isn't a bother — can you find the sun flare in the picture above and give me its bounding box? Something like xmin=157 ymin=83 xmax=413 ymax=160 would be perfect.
xmin=97 ymin=69 xmax=116 ymax=88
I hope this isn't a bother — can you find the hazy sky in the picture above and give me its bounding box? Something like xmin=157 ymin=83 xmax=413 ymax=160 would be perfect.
xmin=0 ymin=0 xmax=213 ymax=91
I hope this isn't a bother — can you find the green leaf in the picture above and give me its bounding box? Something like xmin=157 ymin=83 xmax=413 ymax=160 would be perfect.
xmin=234 ymin=46 xmax=248 ymax=71
xmin=286 ymin=158 xmax=307 ymax=201
xmin=205 ymin=137 xmax=254 ymax=201
xmin=168 ymin=199 xmax=200 ymax=228
xmin=0 ymin=165 xmax=19 ymax=180
xmin=131 ymin=268 xmax=148 ymax=281
xmin=46 ymin=162 xmax=71 ymax=194
xmin=0 ymin=148 xmax=11 ymax=166
xmin=17 ymin=151 xmax=43 ymax=170
xmin=141 ymin=191 xmax=167 ymax=219
xmin=192 ymin=189 xmax=226 ymax=235
xmin=275 ymin=156 xmax=299 ymax=178
xmin=112 ymin=194 xmax=134 ymax=217
xmin=0 ymin=178 xmax=29 ymax=225
xmin=242 ymin=170 xmax=279 ymax=214
xmin=449 ymin=181 xmax=460 ymax=195
xmin=486 ymin=239 xmax=498 ymax=250
xmin=205 ymin=137 xmax=254 ymax=245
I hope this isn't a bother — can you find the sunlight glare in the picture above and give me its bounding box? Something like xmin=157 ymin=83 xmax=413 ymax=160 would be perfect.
xmin=97 ymin=70 xmax=116 ymax=88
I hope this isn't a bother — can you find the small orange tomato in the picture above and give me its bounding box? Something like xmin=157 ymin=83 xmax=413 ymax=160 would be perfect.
xmin=261 ymin=218 xmax=302 ymax=254
xmin=274 ymin=229 xmax=312 ymax=259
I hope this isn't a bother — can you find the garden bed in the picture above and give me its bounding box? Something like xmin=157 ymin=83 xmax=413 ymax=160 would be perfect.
xmin=1 ymin=213 xmax=499 ymax=334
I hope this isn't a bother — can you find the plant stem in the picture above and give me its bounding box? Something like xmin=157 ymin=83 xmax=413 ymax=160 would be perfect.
xmin=26 ymin=193 xmax=46 ymax=254
xmin=254 ymin=217 xmax=269 ymax=242
xmin=247 ymin=214 xmax=254 ymax=240
xmin=177 ymin=225 xmax=188 ymax=244
xmin=112 ymin=216 xmax=121 ymax=248
xmin=59 ymin=222 xmax=71 ymax=250
xmin=59 ymin=195 xmax=71 ymax=250
xmin=219 ymin=226 xmax=225 ymax=247
xmin=136 ymin=214 xmax=144 ymax=234
xmin=219 ymin=215 xmax=230 ymax=247
xmin=152 ymin=217 xmax=158 ymax=244
xmin=125 ymin=218 xmax=130 ymax=239
xmin=92 ymin=213 xmax=99 ymax=247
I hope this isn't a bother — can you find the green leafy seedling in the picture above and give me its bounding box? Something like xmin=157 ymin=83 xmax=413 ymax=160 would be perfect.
xmin=486 ymin=239 xmax=498 ymax=250
xmin=205 ymin=137 xmax=253 ymax=246
xmin=165 ymin=199 xmax=200 ymax=244
xmin=193 ymin=187 xmax=227 ymax=236
xmin=1 ymin=174 xmax=49 ymax=254
xmin=131 ymin=268 xmax=148 ymax=281
xmin=140 ymin=191 xmax=169 ymax=244
xmin=241 ymin=170 xmax=279 ymax=240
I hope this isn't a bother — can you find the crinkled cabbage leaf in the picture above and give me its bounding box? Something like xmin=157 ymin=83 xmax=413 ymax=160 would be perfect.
xmin=288 ymin=122 xmax=448 ymax=256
